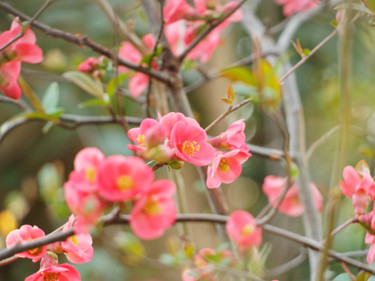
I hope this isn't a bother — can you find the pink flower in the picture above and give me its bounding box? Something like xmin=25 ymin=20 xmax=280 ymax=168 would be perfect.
xmin=276 ymin=0 xmax=319 ymax=16
xmin=118 ymin=36 xmax=154 ymax=98
xmin=0 ymin=61 xmax=21 ymax=99
xmin=262 ymin=175 xmax=323 ymax=217
xmin=97 ymin=155 xmax=154 ymax=202
xmin=164 ymin=0 xmax=198 ymax=24
xmin=51 ymin=215 xmax=94 ymax=264
xmin=68 ymin=147 xmax=105 ymax=193
xmin=6 ymin=225 xmax=47 ymax=262
xmin=206 ymin=149 xmax=251 ymax=188
xmin=226 ymin=210 xmax=262 ymax=251
xmin=0 ymin=17 xmax=43 ymax=64
xmin=340 ymin=166 xmax=375 ymax=214
xmin=64 ymin=182 xmax=106 ymax=233
xmin=130 ymin=180 xmax=177 ymax=240
xmin=78 ymin=56 xmax=106 ymax=78
xmin=208 ymin=119 xmax=248 ymax=151
xmin=169 ymin=121 xmax=216 ymax=166
xmin=159 ymin=112 xmax=200 ymax=139
xmin=127 ymin=118 xmax=161 ymax=152
xmin=25 ymin=254 xmax=81 ymax=281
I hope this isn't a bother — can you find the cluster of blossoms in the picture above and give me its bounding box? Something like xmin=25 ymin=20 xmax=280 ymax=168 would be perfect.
xmin=339 ymin=161 xmax=375 ymax=263
xmin=79 ymin=0 xmax=242 ymax=98
xmin=5 ymin=215 xmax=93 ymax=281
xmin=0 ymin=17 xmax=43 ymax=99
xmin=127 ymin=112 xmax=251 ymax=188
xmin=64 ymin=147 xmax=177 ymax=240
xmin=262 ymin=175 xmax=323 ymax=217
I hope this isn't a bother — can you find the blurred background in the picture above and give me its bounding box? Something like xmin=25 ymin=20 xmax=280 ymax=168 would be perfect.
xmin=1 ymin=0 xmax=375 ymax=280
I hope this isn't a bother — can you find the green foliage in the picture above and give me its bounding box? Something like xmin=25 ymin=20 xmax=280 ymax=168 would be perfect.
xmin=63 ymin=71 xmax=103 ymax=98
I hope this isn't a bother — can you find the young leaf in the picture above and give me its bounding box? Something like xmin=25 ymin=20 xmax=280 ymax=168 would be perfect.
xmin=63 ymin=71 xmax=103 ymax=98
xmin=78 ymin=98 xmax=109 ymax=109
xmin=42 ymin=82 xmax=60 ymax=115
xmin=227 ymin=84 xmax=236 ymax=101
xmin=220 ymin=67 xmax=257 ymax=86
xmin=106 ymin=72 xmax=132 ymax=99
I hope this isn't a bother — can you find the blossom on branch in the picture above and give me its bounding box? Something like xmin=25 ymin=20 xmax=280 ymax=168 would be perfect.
xmin=0 ymin=17 xmax=43 ymax=99
xmin=276 ymin=0 xmax=319 ymax=16
xmin=226 ymin=210 xmax=262 ymax=251
xmin=6 ymin=225 xmax=47 ymax=262
xmin=262 ymin=175 xmax=322 ymax=217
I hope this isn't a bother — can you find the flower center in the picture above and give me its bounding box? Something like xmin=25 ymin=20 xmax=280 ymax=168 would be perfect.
xmin=219 ymin=158 xmax=230 ymax=173
xmin=242 ymin=224 xmax=254 ymax=236
xmin=116 ymin=175 xmax=134 ymax=191
xmin=181 ymin=141 xmax=200 ymax=156
xmin=28 ymin=247 xmax=43 ymax=256
xmin=136 ymin=134 xmax=146 ymax=147
xmin=143 ymin=198 xmax=162 ymax=215
xmin=42 ymin=273 xmax=59 ymax=281
xmin=70 ymin=235 xmax=79 ymax=246
xmin=85 ymin=167 xmax=96 ymax=182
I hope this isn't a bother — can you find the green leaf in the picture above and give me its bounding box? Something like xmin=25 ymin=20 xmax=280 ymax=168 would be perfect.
xmin=106 ymin=72 xmax=132 ymax=99
xmin=335 ymin=3 xmax=374 ymax=15
xmin=220 ymin=67 xmax=257 ymax=86
xmin=78 ymin=98 xmax=108 ymax=109
xmin=63 ymin=71 xmax=103 ymax=98
xmin=42 ymin=82 xmax=60 ymax=114
xmin=332 ymin=273 xmax=353 ymax=281
xmin=227 ymin=84 xmax=236 ymax=101
xmin=366 ymin=0 xmax=375 ymax=13
xmin=221 ymin=98 xmax=232 ymax=104
xmin=140 ymin=45 xmax=162 ymax=67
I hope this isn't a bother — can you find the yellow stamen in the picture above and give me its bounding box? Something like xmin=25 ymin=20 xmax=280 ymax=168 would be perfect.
xmin=116 ymin=175 xmax=134 ymax=191
xmin=70 ymin=235 xmax=79 ymax=246
xmin=242 ymin=224 xmax=254 ymax=236
xmin=28 ymin=247 xmax=43 ymax=256
xmin=42 ymin=272 xmax=59 ymax=281
xmin=143 ymin=198 xmax=162 ymax=215
xmin=181 ymin=141 xmax=200 ymax=156
xmin=219 ymin=158 xmax=230 ymax=173
xmin=85 ymin=167 xmax=96 ymax=182
xmin=136 ymin=134 xmax=146 ymax=147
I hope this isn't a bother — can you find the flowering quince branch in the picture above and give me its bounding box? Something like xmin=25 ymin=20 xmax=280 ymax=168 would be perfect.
xmin=2 ymin=213 xmax=375 ymax=275
xmin=177 ymin=0 xmax=247 ymax=62
xmin=0 ymin=2 xmax=172 ymax=84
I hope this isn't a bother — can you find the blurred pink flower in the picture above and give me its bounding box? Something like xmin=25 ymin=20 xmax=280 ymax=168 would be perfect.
xmin=127 ymin=118 xmax=161 ymax=152
xmin=262 ymin=175 xmax=323 ymax=217
xmin=340 ymin=166 xmax=375 ymax=214
xmin=226 ymin=210 xmax=262 ymax=251
xmin=130 ymin=180 xmax=177 ymax=240
xmin=208 ymin=119 xmax=248 ymax=151
xmin=6 ymin=225 xmax=47 ymax=262
xmin=97 ymin=155 xmax=154 ymax=202
xmin=164 ymin=0 xmax=198 ymax=24
xmin=25 ymin=254 xmax=81 ymax=281
xmin=206 ymin=149 xmax=250 ymax=188
xmin=276 ymin=0 xmax=319 ymax=16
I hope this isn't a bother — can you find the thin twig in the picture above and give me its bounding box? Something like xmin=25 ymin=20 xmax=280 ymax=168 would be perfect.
xmin=0 ymin=96 xmax=31 ymax=112
xmin=330 ymin=217 xmax=358 ymax=238
xmin=306 ymin=125 xmax=340 ymax=160
xmin=264 ymin=248 xmax=307 ymax=278
xmin=205 ymin=99 xmax=252 ymax=132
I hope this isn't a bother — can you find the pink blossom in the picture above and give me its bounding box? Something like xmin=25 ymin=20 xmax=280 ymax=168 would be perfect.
xmin=25 ymin=254 xmax=81 ymax=281
xmin=53 ymin=215 xmax=94 ymax=264
xmin=226 ymin=210 xmax=262 ymax=251
xmin=68 ymin=147 xmax=105 ymax=193
xmin=206 ymin=149 xmax=250 ymax=188
xmin=262 ymin=175 xmax=323 ymax=217
xmin=64 ymin=182 xmax=106 ymax=233
xmin=128 ymin=118 xmax=161 ymax=152
xmin=130 ymin=179 xmax=177 ymax=240
xmin=97 ymin=155 xmax=154 ymax=202
xmin=6 ymin=225 xmax=47 ymax=262
xmin=159 ymin=112 xmax=200 ymax=139
xmin=118 ymin=36 xmax=154 ymax=98
xmin=169 ymin=121 xmax=216 ymax=166
xmin=0 ymin=61 xmax=21 ymax=99
xmin=276 ymin=0 xmax=319 ymax=16
xmin=208 ymin=119 xmax=248 ymax=151
xmin=78 ymin=56 xmax=106 ymax=78
xmin=164 ymin=0 xmax=198 ymax=24
xmin=340 ymin=166 xmax=375 ymax=214
xmin=0 ymin=17 xmax=43 ymax=64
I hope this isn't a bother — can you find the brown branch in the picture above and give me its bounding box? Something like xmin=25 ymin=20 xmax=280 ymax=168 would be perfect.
xmin=0 ymin=2 xmax=171 ymax=84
